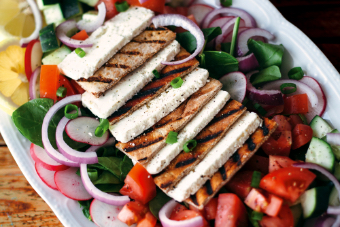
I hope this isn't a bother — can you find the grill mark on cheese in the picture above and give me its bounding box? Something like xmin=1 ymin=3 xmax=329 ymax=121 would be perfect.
xmin=160 ymin=181 xmax=173 ymax=189
xmin=115 ymin=79 xmax=222 ymax=165
xmin=154 ymin=100 xmax=246 ymax=193
xmin=118 ymin=50 xmax=142 ymax=55
xmin=246 ymin=137 xmax=256 ymax=151
xmin=145 ymin=27 xmax=167 ymax=31
xmin=184 ymin=118 xmax=278 ymax=209
xmin=78 ymin=76 xmax=113 ymax=83
xmin=108 ymin=48 xmax=199 ymax=125
xmin=131 ymin=40 xmax=167 ymax=44
xmin=105 ymin=63 xmax=131 ymax=69
xmin=204 ymin=180 xmax=213 ymax=195
xmin=138 ymin=157 xmax=148 ymax=161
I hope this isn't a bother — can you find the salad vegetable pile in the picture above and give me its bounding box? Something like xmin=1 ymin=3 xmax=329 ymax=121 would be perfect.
xmin=1 ymin=0 xmax=340 ymax=227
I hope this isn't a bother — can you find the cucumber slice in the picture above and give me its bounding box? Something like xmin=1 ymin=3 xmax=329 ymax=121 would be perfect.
xmin=43 ymin=3 xmax=65 ymax=26
xmin=322 ymin=129 xmax=340 ymax=161
xmin=290 ymin=204 xmax=304 ymax=227
xmin=300 ymin=186 xmax=330 ymax=219
xmin=329 ymin=186 xmax=340 ymax=207
xmin=306 ymin=137 xmax=335 ymax=172
xmin=334 ymin=161 xmax=340 ymax=180
xmin=79 ymin=0 xmax=99 ymax=7
xmin=42 ymin=45 xmax=71 ymax=65
xmin=60 ymin=0 xmax=83 ymax=19
xmin=310 ymin=115 xmax=333 ymax=138
xmin=39 ymin=24 xmax=60 ymax=53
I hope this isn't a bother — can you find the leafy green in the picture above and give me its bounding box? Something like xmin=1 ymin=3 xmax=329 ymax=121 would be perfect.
xmin=120 ymin=155 xmax=134 ymax=181
xmin=221 ymin=0 xmax=232 ymax=7
xmin=87 ymin=168 xmax=99 ymax=181
xmin=221 ymin=42 xmax=231 ymax=53
xmin=201 ymin=51 xmax=239 ymax=79
xmin=248 ymin=39 xmax=285 ymax=69
xmin=96 ymin=184 xmax=124 ymax=193
xmin=230 ymin=17 xmax=241 ymax=56
xmin=288 ymin=67 xmax=304 ymax=80
xmin=78 ymin=199 xmax=93 ymax=221
xmin=149 ymin=188 xmax=172 ymax=220
xmin=92 ymin=170 xmax=121 ymax=185
xmin=250 ymin=65 xmax=282 ymax=86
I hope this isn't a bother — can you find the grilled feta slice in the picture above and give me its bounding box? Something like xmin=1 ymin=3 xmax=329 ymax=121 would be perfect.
xmin=82 ymin=40 xmax=181 ymax=119
xmin=146 ymin=90 xmax=230 ymax=174
xmin=168 ymin=112 xmax=262 ymax=202
xmin=110 ymin=68 xmax=209 ymax=143
xmin=58 ymin=7 xmax=154 ymax=80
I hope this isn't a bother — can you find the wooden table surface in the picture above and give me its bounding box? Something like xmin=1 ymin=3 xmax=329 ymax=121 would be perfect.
xmin=1 ymin=0 xmax=340 ymax=226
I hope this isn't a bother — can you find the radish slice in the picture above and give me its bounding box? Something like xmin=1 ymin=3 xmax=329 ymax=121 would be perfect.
xmin=237 ymin=28 xmax=275 ymax=56
xmin=208 ymin=16 xmax=234 ymax=28
xmin=30 ymin=143 xmax=69 ymax=171
xmin=35 ymin=162 xmax=58 ymax=190
xmin=90 ymin=199 xmax=132 ymax=227
xmin=54 ymin=167 xmax=92 ymax=201
xmin=188 ymin=4 xmax=214 ymax=26
xmin=215 ymin=17 xmax=245 ymax=50
xmin=219 ymin=72 xmax=247 ymax=102
xmin=25 ymin=40 xmax=42 ymax=80
xmin=300 ymin=76 xmax=327 ymax=121
xmin=77 ymin=2 xmax=106 ymax=33
xmin=236 ymin=53 xmax=259 ymax=73
xmin=65 ymin=117 xmax=109 ymax=146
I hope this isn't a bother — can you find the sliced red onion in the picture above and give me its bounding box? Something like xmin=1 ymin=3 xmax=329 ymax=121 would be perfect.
xmin=77 ymin=2 xmax=106 ymax=33
xmin=202 ymin=7 xmax=256 ymax=29
xmin=315 ymin=215 xmax=336 ymax=227
xmin=327 ymin=133 xmax=340 ymax=146
xmin=152 ymin=15 xmax=204 ymax=65
xmin=219 ymin=72 xmax=247 ymax=102
xmin=56 ymin=20 xmax=93 ymax=48
xmin=20 ymin=0 xmax=42 ymax=47
xmin=246 ymin=71 xmax=284 ymax=106
xmin=42 ymin=95 xmax=82 ymax=167
xmin=208 ymin=16 xmax=234 ymax=28
xmin=159 ymin=200 xmax=204 ymax=227
xmin=223 ymin=27 xmax=249 ymax=43
xmin=215 ymin=17 xmax=245 ymax=50
xmin=188 ymin=4 xmax=214 ymax=26
xmin=237 ymin=53 xmax=259 ymax=73
xmin=29 ymin=66 xmax=40 ymax=100
xmin=237 ymin=28 xmax=275 ymax=56
xmin=262 ymin=79 xmax=319 ymax=108
xmin=139 ymin=0 xmax=149 ymax=3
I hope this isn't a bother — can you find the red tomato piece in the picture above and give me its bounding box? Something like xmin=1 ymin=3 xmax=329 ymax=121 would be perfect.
xmin=261 ymin=131 xmax=292 ymax=156
xmin=71 ymin=30 xmax=89 ymax=40
xmin=283 ymin=94 xmax=309 ymax=115
xmin=259 ymin=166 xmax=316 ymax=203
xmin=170 ymin=203 xmax=188 ymax=219
xmin=69 ymin=80 xmax=86 ymax=94
xmin=244 ymin=188 xmax=283 ymax=217
xmin=269 ymin=156 xmax=296 ymax=173
xmin=40 ymin=65 xmax=60 ymax=102
xmin=189 ymin=204 xmax=206 ymax=218
xmin=204 ymin=197 xmax=218 ymax=220
xmin=244 ymin=155 xmax=269 ymax=174
xmin=292 ymin=124 xmax=313 ymax=150
xmin=259 ymin=205 xmax=294 ymax=227
xmin=118 ymin=201 xmax=149 ymax=226
xmin=120 ymin=163 xmax=156 ymax=204
xmin=225 ymin=171 xmax=258 ymax=199
xmin=127 ymin=0 xmax=165 ymax=13
xmin=215 ymin=193 xmax=248 ymax=227
xmin=170 ymin=210 xmax=209 ymax=227
xmin=288 ymin=115 xmax=304 ymax=128
xmin=96 ymin=0 xmax=121 ymax=20
xmin=137 ymin=212 xmax=157 ymax=227
xmin=57 ymin=75 xmax=77 ymax=99
xmin=272 ymin=115 xmax=292 ymax=131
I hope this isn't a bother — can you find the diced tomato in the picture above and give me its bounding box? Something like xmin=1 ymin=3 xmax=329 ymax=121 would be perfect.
xmin=259 ymin=205 xmax=294 ymax=227
xmin=57 ymin=75 xmax=77 ymax=100
xmin=204 ymin=197 xmax=218 ymax=220
xmin=162 ymin=5 xmax=177 ymax=14
xmin=244 ymin=155 xmax=269 ymax=174
xmin=261 ymin=131 xmax=292 ymax=156
xmin=262 ymin=104 xmax=284 ymax=117
xmin=120 ymin=163 xmax=156 ymax=204
xmin=215 ymin=193 xmax=248 ymax=227
xmin=118 ymin=201 xmax=149 ymax=226
xmin=69 ymin=80 xmax=86 ymax=94
xmin=96 ymin=0 xmax=122 ymax=20
xmin=40 ymin=65 xmax=60 ymax=102
xmin=269 ymin=156 xmax=296 ymax=173
xmin=283 ymin=94 xmax=309 ymax=115
xmin=259 ymin=166 xmax=316 ymax=203
xmin=291 ymin=124 xmax=313 ymax=150
xmin=272 ymin=115 xmax=292 ymax=131
xmin=189 ymin=204 xmax=206 ymax=218
xmin=175 ymin=15 xmax=198 ymax=33
xmin=225 ymin=171 xmax=258 ymax=199
xmin=288 ymin=115 xmax=304 ymax=128
xmin=71 ymin=30 xmax=89 ymax=41
xmin=170 ymin=204 xmax=188 ymax=219
xmin=175 ymin=6 xmax=188 ymax=16
xmin=127 ymin=0 xmax=165 ymax=13
xmin=170 ymin=210 xmax=209 ymax=227
xmin=137 ymin=212 xmax=157 ymax=227
xmin=244 ymin=188 xmax=283 ymax=217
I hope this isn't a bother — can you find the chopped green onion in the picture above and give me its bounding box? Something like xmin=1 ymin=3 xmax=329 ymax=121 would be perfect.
xmin=64 ymin=104 xmax=78 ymax=119
xmin=166 ymin=131 xmax=178 ymax=144
xmin=230 ymin=17 xmax=241 ymax=57
xmin=250 ymin=171 xmax=262 ymax=188
xmin=95 ymin=119 xmax=109 ymax=137
xmin=220 ymin=0 xmax=232 ymax=7
xmin=221 ymin=42 xmax=231 ymax=53
xmin=299 ymin=114 xmax=308 ymax=125
xmin=251 ymin=211 xmax=263 ymax=221
xmin=115 ymin=1 xmax=129 ymax=12
xmin=171 ymin=77 xmax=183 ymax=89
xmin=288 ymin=67 xmax=304 ymax=80
xmin=56 ymin=86 xmax=67 ymax=98
xmin=153 ymin=69 xmax=160 ymax=79
xmin=75 ymin=48 xmax=86 ymax=58
xmin=183 ymin=140 xmax=197 ymax=153
xmin=280 ymin=83 xmax=297 ymax=94
xmin=253 ymin=103 xmax=267 ymax=116
xmin=242 ymin=97 xmax=250 ymax=106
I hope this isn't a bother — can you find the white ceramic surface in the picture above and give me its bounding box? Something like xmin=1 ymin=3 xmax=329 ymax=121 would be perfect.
xmin=1 ymin=0 xmax=340 ymax=226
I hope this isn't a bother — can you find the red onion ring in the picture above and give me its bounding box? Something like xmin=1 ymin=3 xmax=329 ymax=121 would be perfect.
xmin=236 ymin=53 xmax=259 ymax=73
xmin=246 ymin=71 xmax=284 ymax=106
xmin=29 ymin=66 xmax=40 ymax=100
xmin=315 ymin=215 xmax=336 ymax=227
xmin=202 ymin=7 xmax=256 ymax=29
xmin=159 ymin=200 xmax=204 ymax=227
xmin=42 ymin=95 xmax=82 ymax=167
xmin=77 ymin=2 xmax=106 ymax=33
xmin=327 ymin=133 xmax=340 ymax=146
xmin=215 ymin=17 xmax=245 ymax=50
xmin=20 ymin=0 xmax=42 ymax=47
xmin=56 ymin=20 xmax=93 ymax=48
xmin=152 ymin=14 xmax=204 ymax=66
xmin=237 ymin=28 xmax=275 ymax=56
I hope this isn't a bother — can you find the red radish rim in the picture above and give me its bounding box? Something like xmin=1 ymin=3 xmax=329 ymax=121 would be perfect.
xmin=89 ymin=199 xmax=125 ymax=227
xmin=24 ymin=39 xmax=40 ymax=80
xmin=236 ymin=53 xmax=259 ymax=73
xmin=35 ymin=162 xmax=58 ymax=190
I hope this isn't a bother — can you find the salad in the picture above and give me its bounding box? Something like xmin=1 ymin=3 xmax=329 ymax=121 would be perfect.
xmin=1 ymin=0 xmax=340 ymax=226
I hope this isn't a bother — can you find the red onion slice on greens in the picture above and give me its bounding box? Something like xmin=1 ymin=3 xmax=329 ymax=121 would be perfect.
xmin=56 ymin=20 xmax=93 ymax=48
xmin=215 ymin=17 xmax=245 ymax=50
xmin=219 ymin=72 xmax=247 ymax=102
xmin=20 ymin=0 xmax=42 ymax=47
xmin=77 ymin=2 xmax=106 ymax=33
xmin=188 ymin=4 xmax=214 ymax=26
xmin=237 ymin=28 xmax=275 ymax=56
xmin=159 ymin=200 xmax=204 ymax=227
xmin=315 ymin=215 xmax=336 ymax=227
xmin=236 ymin=53 xmax=259 ymax=73
xmin=42 ymin=95 xmax=82 ymax=167
xmin=152 ymin=14 xmax=204 ymax=65
xmin=29 ymin=67 xmax=40 ymax=100
xmin=208 ymin=16 xmax=233 ymax=28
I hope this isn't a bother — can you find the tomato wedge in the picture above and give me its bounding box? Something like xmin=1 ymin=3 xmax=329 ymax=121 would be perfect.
xmin=259 ymin=205 xmax=294 ymax=227
xmin=71 ymin=30 xmax=89 ymax=40
xmin=137 ymin=212 xmax=157 ymax=227
xmin=291 ymin=124 xmax=313 ymax=150
xmin=283 ymin=94 xmax=309 ymax=115
xmin=170 ymin=210 xmax=209 ymax=227
xmin=226 ymin=170 xmax=258 ymax=199
xmin=127 ymin=0 xmax=165 ymax=13
xmin=118 ymin=201 xmax=149 ymax=226
xmin=40 ymin=65 xmax=60 ymax=102
xmin=204 ymin=197 xmax=218 ymax=220
xmin=288 ymin=115 xmax=304 ymax=128
xmin=272 ymin=115 xmax=291 ymax=131
xmin=170 ymin=203 xmax=188 ymax=219
xmin=259 ymin=166 xmax=316 ymax=203
xmin=57 ymin=75 xmax=78 ymax=100
xmin=244 ymin=155 xmax=269 ymax=174
xmin=96 ymin=0 xmax=122 ymax=20
xmin=69 ymin=80 xmax=86 ymax=94
xmin=261 ymin=131 xmax=292 ymax=156
xmin=269 ymin=155 xmax=297 ymax=173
